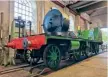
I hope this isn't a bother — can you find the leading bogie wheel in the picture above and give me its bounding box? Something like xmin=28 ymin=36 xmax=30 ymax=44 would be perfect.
xmin=43 ymin=44 xmax=61 ymax=70
xmin=25 ymin=49 xmax=40 ymax=65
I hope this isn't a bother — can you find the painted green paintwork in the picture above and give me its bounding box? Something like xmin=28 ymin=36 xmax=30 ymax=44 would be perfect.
xmin=46 ymin=35 xmax=82 ymax=41
xmin=70 ymin=41 xmax=80 ymax=50
xmin=78 ymin=29 xmax=102 ymax=41
xmin=46 ymin=35 xmax=80 ymax=50
xmin=46 ymin=35 xmax=72 ymax=40
xmin=94 ymin=27 xmax=102 ymax=42
xmin=94 ymin=27 xmax=99 ymax=40
xmin=88 ymin=30 xmax=94 ymax=40
xmin=47 ymin=45 xmax=60 ymax=68
xmin=81 ymin=30 xmax=90 ymax=39
xmin=48 ymin=46 xmax=58 ymax=61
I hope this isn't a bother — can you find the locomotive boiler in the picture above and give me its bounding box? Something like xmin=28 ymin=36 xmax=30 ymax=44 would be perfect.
xmin=6 ymin=9 xmax=103 ymax=70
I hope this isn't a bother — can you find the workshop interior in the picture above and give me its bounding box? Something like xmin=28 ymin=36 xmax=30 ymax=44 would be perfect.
xmin=0 ymin=0 xmax=108 ymax=77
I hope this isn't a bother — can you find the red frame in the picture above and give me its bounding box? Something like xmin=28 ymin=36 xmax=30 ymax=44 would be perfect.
xmin=6 ymin=35 xmax=46 ymax=50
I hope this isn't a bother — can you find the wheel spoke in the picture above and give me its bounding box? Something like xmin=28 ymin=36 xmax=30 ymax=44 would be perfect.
xmin=49 ymin=50 xmax=52 ymax=54
xmin=44 ymin=44 xmax=61 ymax=69
xmin=50 ymin=60 xmax=54 ymax=67
xmin=51 ymin=51 xmax=55 ymax=56
xmin=51 ymin=46 xmax=55 ymax=52
xmin=47 ymin=55 xmax=52 ymax=58
xmin=54 ymin=60 xmax=57 ymax=66
xmin=55 ymin=47 xmax=59 ymax=52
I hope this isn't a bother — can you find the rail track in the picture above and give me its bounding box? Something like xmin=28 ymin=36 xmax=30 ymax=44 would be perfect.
xmin=0 ymin=50 xmax=106 ymax=77
xmin=0 ymin=61 xmax=53 ymax=77
xmin=0 ymin=62 xmax=43 ymax=75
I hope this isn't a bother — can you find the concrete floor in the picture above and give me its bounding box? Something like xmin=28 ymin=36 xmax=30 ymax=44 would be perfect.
xmin=0 ymin=52 xmax=107 ymax=77
xmin=43 ymin=52 xmax=108 ymax=77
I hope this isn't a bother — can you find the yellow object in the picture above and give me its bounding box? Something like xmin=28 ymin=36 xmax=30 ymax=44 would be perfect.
xmin=78 ymin=26 xmax=80 ymax=30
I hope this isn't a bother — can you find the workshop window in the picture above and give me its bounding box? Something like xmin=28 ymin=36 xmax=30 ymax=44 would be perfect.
xmin=14 ymin=0 xmax=37 ymax=34
xmin=69 ymin=16 xmax=75 ymax=31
